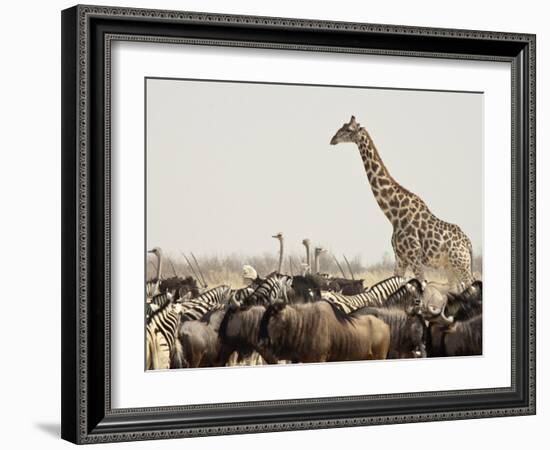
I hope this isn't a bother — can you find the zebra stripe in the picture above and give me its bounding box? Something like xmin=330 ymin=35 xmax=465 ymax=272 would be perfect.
xmin=365 ymin=276 xmax=407 ymax=306
xmin=146 ymin=291 xmax=173 ymax=321
xmin=384 ymin=279 xmax=423 ymax=309
xmin=180 ymin=285 xmax=231 ymax=321
xmin=230 ymin=286 xmax=255 ymax=305
xmin=241 ymin=274 xmax=291 ymax=307
xmin=146 ymin=301 xmax=180 ymax=370
xmin=322 ymin=276 xmax=407 ymax=314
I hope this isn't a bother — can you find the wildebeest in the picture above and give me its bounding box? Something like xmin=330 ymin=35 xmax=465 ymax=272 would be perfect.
xmin=160 ymin=275 xmax=200 ymax=299
xmin=444 ymin=281 xmax=482 ymax=321
xmin=218 ymin=304 xmax=278 ymax=364
xmin=327 ymin=277 xmax=364 ymax=295
xmin=172 ymin=307 xmax=225 ymax=368
xmin=258 ymin=300 xmax=390 ymax=363
xmin=352 ymin=306 xmax=426 ymax=359
xmin=427 ymin=314 xmax=482 ymax=357
xmin=288 ymin=274 xmax=325 ymax=302
xmin=422 ymin=283 xmax=450 ymax=317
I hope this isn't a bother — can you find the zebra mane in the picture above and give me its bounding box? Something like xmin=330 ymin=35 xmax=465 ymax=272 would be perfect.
xmin=368 ymin=275 xmax=406 ymax=291
xmin=243 ymin=275 xmax=286 ymax=305
xmin=146 ymin=296 xmax=174 ymax=324
xmin=384 ymin=279 xmax=423 ymax=307
xmin=323 ymin=300 xmax=355 ymax=324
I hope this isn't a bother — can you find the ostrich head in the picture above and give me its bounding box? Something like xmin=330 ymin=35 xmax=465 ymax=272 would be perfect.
xmin=272 ymin=232 xmax=283 ymax=241
xmin=330 ymin=115 xmax=362 ymax=145
xmin=147 ymin=247 xmax=162 ymax=257
xmin=314 ymin=247 xmax=327 ymax=257
xmin=313 ymin=247 xmax=327 ymax=274
xmin=302 ymin=238 xmax=311 ymax=266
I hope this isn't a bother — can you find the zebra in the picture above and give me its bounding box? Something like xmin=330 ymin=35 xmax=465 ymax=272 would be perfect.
xmin=238 ymin=273 xmax=292 ymax=307
xmin=146 ymin=300 xmax=181 ymax=370
xmin=229 ymin=286 xmax=255 ymax=307
xmin=383 ymin=279 xmax=424 ymax=310
xmin=365 ymin=276 xmax=407 ymax=304
xmin=145 ymin=291 xmax=175 ymax=321
xmin=322 ymin=275 xmax=407 ymax=314
xmin=179 ymin=285 xmax=232 ymax=322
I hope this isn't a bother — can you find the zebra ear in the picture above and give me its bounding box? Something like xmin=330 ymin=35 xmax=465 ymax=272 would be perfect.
xmin=178 ymin=291 xmax=192 ymax=303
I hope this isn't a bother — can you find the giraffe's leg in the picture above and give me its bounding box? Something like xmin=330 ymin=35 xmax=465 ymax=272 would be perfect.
xmin=410 ymin=258 xmax=425 ymax=283
xmin=448 ymin=246 xmax=474 ymax=289
xmin=394 ymin=257 xmax=408 ymax=277
xmin=445 ymin=268 xmax=461 ymax=293
xmin=404 ymin=238 xmax=424 ymax=281
xmin=392 ymin=231 xmax=409 ymax=277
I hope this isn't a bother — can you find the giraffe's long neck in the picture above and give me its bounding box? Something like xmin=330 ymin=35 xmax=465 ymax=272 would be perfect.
xmin=356 ymin=131 xmax=404 ymax=225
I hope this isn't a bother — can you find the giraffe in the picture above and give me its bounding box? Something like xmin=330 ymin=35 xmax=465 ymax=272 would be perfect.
xmin=329 ymin=115 xmax=474 ymax=288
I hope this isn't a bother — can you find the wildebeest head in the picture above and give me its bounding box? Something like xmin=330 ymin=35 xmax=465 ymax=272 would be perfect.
xmin=421 ymin=283 xmax=449 ymax=317
xmin=404 ymin=305 xmax=428 ymax=358
xmin=405 ymin=279 xmax=423 ymax=298
xmin=445 ymin=280 xmax=482 ymax=321
xmin=258 ymin=300 xmax=286 ymax=342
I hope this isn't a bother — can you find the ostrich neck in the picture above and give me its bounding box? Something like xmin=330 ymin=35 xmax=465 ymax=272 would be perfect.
xmin=314 ymin=253 xmax=320 ymax=274
xmin=156 ymin=252 xmax=163 ymax=281
xmin=356 ymin=132 xmax=402 ymax=224
xmin=304 ymin=244 xmax=310 ymax=266
xmin=278 ymin=240 xmax=284 ymax=273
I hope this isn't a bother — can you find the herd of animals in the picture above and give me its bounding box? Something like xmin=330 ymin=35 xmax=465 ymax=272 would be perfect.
xmin=145 ymin=116 xmax=482 ymax=370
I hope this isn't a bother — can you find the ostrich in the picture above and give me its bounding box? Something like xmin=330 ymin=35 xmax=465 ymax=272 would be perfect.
xmin=289 ymin=243 xmax=330 ymax=302
xmin=272 ymin=232 xmax=284 ymax=274
xmin=314 ymin=247 xmax=327 ymax=275
xmin=302 ymin=238 xmax=312 ymax=274
xmin=147 ymin=247 xmax=163 ymax=299
xmin=148 ymin=247 xmax=163 ymax=280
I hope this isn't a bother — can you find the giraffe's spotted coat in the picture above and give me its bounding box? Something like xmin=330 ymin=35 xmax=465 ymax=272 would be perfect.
xmin=330 ymin=116 xmax=474 ymax=288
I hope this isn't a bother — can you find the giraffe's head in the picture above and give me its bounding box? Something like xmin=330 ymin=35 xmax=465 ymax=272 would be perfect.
xmin=330 ymin=115 xmax=361 ymax=145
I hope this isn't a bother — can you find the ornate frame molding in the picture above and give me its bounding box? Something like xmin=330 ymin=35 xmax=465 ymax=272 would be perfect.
xmin=61 ymin=4 xmax=536 ymax=444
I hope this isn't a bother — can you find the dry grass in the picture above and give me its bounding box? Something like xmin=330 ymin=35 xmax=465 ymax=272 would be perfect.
xmin=148 ymin=251 xmax=481 ymax=288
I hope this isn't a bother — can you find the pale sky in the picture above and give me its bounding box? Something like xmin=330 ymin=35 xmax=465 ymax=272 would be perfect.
xmin=146 ymin=78 xmax=483 ymax=265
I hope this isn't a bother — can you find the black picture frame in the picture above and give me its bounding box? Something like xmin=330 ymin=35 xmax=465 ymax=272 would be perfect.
xmin=61 ymin=4 xmax=536 ymax=444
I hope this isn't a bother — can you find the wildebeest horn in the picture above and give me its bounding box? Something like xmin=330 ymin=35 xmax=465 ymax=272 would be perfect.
xmin=331 ymin=254 xmax=346 ymax=278
xmin=191 ymin=252 xmax=208 ymax=288
xmin=439 ymin=308 xmax=454 ymax=325
xmin=343 ymin=254 xmax=355 ymax=280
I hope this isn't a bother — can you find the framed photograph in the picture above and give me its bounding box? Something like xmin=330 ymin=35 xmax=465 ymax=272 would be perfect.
xmin=61 ymin=5 xmax=536 ymax=444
